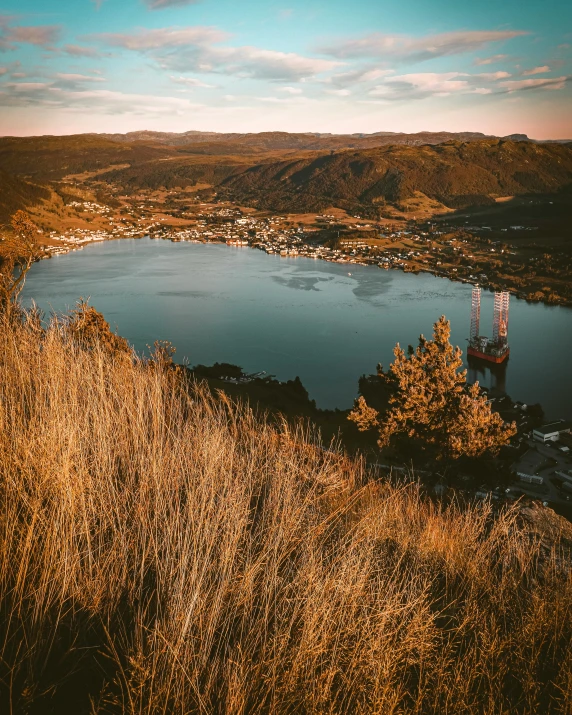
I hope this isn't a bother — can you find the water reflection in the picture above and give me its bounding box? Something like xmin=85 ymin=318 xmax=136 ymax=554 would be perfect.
xmin=271 ymin=275 xmax=333 ymax=291
xmin=350 ymin=274 xmax=392 ymax=303
xmin=467 ymin=357 xmax=507 ymax=395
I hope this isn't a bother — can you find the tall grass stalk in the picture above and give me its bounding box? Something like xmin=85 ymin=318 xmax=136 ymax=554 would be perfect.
xmin=0 ymin=311 xmax=571 ymax=714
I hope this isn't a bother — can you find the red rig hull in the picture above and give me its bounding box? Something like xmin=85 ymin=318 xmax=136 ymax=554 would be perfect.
xmin=467 ymin=346 xmax=510 ymax=364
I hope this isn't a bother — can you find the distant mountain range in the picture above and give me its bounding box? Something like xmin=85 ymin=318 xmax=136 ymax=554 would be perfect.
xmin=94 ymin=130 xmax=571 ymax=150
xmin=0 ymin=130 xmax=571 ymax=221
xmin=95 ymin=129 xmax=498 ymax=151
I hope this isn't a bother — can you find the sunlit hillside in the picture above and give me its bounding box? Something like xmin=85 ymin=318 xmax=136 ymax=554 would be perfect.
xmin=1 ymin=309 xmax=571 ymax=714
xmin=2 ymin=134 xmax=572 ymax=220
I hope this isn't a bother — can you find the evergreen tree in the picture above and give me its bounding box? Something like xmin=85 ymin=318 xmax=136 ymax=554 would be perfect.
xmin=349 ymin=316 xmax=516 ymax=459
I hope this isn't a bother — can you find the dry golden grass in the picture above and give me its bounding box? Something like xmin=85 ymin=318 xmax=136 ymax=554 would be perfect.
xmin=0 ymin=311 xmax=571 ymax=714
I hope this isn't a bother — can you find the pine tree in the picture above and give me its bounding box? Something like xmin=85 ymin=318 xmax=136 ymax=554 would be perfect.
xmin=349 ymin=316 xmax=516 ymax=459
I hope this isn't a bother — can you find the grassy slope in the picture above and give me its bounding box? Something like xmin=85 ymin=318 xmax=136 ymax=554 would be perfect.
xmin=100 ymin=153 xmax=257 ymax=190
xmin=1 ymin=311 xmax=571 ymax=714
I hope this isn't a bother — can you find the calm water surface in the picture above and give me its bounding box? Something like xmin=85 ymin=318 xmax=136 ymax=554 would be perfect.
xmin=22 ymin=238 xmax=572 ymax=418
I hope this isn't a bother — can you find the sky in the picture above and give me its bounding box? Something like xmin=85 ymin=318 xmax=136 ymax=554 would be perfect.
xmin=0 ymin=0 xmax=571 ymax=138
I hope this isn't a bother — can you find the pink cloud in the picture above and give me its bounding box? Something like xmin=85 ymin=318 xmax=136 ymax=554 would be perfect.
xmin=500 ymin=76 xmax=567 ymax=91
xmin=64 ymin=44 xmax=101 ymax=58
xmin=522 ymin=65 xmax=551 ymax=76
xmin=474 ymin=54 xmax=509 ymax=66
xmin=320 ymin=32 xmax=527 ymax=62
xmin=94 ymin=26 xmax=228 ymax=50
xmin=10 ymin=25 xmax=61 ymax=46
xmin=145 ymin=0 xmax=201 ymax=8
xmin=476 ymin=71 xmax=511 ymax=80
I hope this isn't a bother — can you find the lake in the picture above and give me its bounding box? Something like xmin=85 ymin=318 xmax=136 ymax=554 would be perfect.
xmin=22 ymin=238 xmax=572 ymax=418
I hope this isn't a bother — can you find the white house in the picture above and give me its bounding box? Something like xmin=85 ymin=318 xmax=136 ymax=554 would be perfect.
xmin=532 ymin=421 xmax=572 ymax=443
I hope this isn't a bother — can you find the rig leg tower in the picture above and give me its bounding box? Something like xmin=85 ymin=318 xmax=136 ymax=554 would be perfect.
xmin=467 ymin=289 xmax=510 ymax=364
xmin=470 ymin=287 xmax=481 ymax=340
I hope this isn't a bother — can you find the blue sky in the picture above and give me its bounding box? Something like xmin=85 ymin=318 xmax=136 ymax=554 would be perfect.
xmin=0 ymin=0 xmax=571 ymax=137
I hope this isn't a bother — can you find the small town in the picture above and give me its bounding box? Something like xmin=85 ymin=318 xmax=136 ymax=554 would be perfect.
xmin=36 ymin=191 xmax=571 ymax=306
xmin=469 ymin=414 xmax=572 ymax=511
xmin=508 ymin=419 xmax=572 ymax=504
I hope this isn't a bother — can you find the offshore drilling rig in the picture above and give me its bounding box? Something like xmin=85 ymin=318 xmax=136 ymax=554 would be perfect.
xmin=467 ymin=287 xmax=510 ymax=364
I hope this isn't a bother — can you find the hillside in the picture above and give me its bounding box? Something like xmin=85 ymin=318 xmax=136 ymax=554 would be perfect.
xmin=0 ymin=131 xmax=500 ymax=186
xmin=218 ymin=139 xmax=572 ymax=213
xmin=99 ymin=153 xmax=256 ymax=190
xmin=1 ymin=308 xmax=572 ymax=714
xmin=1 ymin=133 xmax=571 ymax=220
xmin=0 ymin=134 xmax=173 ymax=181
xmin=0 ymin=170 xmax=50 ymax=223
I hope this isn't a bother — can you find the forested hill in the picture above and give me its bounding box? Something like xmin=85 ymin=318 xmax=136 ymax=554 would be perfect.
xmin=0 ymin=170 xmax=50 ymax=223
xmin=218 ymin=139 xmax=572 ymax=213
xmin=1 ymin=131 xmax=571 ymax=218
xmin=0 ymin=134 xmax=170 ymax=181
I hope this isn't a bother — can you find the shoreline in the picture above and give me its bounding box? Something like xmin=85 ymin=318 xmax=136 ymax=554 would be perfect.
xmin=38 ymin=230 xmax=572 ymax=310
xmin=26 ymin=234 xmax=572 ymax=422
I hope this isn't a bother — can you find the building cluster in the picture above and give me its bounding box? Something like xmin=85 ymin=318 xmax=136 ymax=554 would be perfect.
xmin=511 ymin=420 xmax=572 ymax=502
xmin=151 ymin=215 xmax=453 ymax=272
xmin=67 ymin=201 xmax=111 ymax=215
xmin=532 ymin=421 xmax=572 ymax=445
xmin=44 ymin=227 xmax=143 ymax=256
xmin=43 ymin=203 xmax=511 ymax=283
xmin=40 ymin=197 xmax=566 ymax=305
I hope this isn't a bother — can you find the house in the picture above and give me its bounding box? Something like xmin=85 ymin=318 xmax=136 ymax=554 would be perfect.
xmin=519 ymin=473 xmax=544 ymax=486
xmin=532 ymin=421 xmax=572 ymax=443
xmin=559 ymin=432 xmax=572 ymax=449
xmin=514 ymin=449 xmax=547 ymax=485
xmin=555 ymin=469 xmax=572 ymax=486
